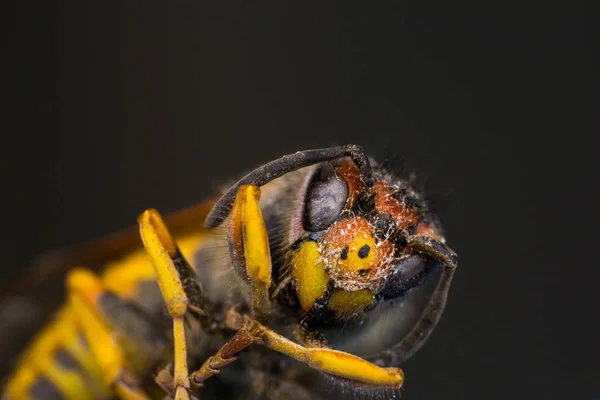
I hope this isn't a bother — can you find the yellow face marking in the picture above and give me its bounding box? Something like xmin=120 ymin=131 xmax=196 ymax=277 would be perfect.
xmin=291 ymin=241 xmax=331 ymax=311
xmin=321 ymin=216 xmax=396 ymax=292
xmin=340 ymin=235 xmax=378 ymax=273
xmin=327 ymin=289 xmax=374 ymax=314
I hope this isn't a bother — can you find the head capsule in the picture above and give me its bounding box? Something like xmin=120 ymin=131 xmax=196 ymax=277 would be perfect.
xmin=289 ymin=157 xmax=447 ymax=320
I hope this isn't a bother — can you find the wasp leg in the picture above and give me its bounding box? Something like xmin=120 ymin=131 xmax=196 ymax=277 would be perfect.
xmin=189 ymin=320 xmax=253 ymax=385
xmin=154 ymin=367 xmax=176 ymax=398
xmin=368 ymin=235 xmax=458 ymax=367
xmin=67 ymin=268 xmax=150 ymax=400
xmin=228 ymin=185 xmax=272 ymax=322
xmin=139 ymin=209 xmax=197 ymax=400
xmin=139 ymin=209 xmax=219 ymax=332
xmin=191 ymin=317 xmax=404 ymax=388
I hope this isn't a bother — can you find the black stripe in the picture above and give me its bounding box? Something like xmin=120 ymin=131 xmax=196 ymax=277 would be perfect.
xmin=54 ymin=349 xmax=79 ymax=370
xmin=30 ymin=376 xmax=64 ymax=399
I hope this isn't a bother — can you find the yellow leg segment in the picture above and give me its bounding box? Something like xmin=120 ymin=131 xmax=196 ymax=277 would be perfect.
xmin=231 ymin=185 xmax=272 ymax=321
xmin=138 ymin=209 xmax=190 ymax=400
xmin=67 ymin=268 xmax=150 ymax=400
xmin=192 ymin=317 xmax=403 ymax=387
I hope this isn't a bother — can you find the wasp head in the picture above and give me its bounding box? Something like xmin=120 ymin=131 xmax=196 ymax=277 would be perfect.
xmin=290 ymin=158 xmax=449 ymax=320
xmin=205 ymin=145 xmax=456 ymax=322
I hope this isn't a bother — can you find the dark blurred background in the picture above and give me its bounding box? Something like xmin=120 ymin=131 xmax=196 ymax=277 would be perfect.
xmin=2 ymin=2 xmax=598 ymax=399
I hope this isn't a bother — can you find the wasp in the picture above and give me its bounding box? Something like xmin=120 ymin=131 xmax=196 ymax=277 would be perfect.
xmin=1 ymin=145 xmax=457 ymax=399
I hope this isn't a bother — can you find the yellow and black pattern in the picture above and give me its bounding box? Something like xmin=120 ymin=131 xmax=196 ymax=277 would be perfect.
xmin=3 ymin=232 xmax=206 ymax=400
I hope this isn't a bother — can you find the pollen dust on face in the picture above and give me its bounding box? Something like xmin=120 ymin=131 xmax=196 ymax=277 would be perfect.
xmin=319 ymin=216 xmax=396 ymax=292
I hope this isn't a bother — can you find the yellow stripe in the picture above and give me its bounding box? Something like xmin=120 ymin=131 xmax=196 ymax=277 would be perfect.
xmin=3 ymin=364 xmax=37 ymax=399
xmin=59 ymin=305 xmax=111 ymax=398
xmin=4 ymin=225 xmax=206 ymax=398
xmin=60 ymin=310 xmax=103 ymax=379
xmin=101 ymin=233 xmax=203 ymax=298
xmin=68 ymin=269 xmax=125 ymax=386
xmin=35 ymin=360 xmax=95 ymax=400
xmin=7 ymin=306 xmax=96 ymax=400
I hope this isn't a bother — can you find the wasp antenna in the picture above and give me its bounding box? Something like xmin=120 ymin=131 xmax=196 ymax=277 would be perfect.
xmin=406 ymin=235 xmax=458 ymax=270
xmin=368 ymin=235 xmax=457 ymax=367
xmin=204 ymin=145 xmax=375 ymax=228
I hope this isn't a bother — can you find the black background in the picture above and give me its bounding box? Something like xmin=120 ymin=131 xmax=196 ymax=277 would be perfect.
xmin=2 ymin=2 xmax=598 ymax=399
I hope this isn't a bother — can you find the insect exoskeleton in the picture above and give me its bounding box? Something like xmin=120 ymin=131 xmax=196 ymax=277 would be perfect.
xmin=2 ymin=145 xmax=457 ymax=400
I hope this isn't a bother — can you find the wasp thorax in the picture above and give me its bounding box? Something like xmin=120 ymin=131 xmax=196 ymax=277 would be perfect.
xmin=319 ymin=216 xmax=396 ymax=292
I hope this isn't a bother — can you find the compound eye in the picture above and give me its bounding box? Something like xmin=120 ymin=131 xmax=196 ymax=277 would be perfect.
xmin=302 ymin=163 xmax=348 ymax=232
xmin=381 ymin=255 xmax=436 ymax=300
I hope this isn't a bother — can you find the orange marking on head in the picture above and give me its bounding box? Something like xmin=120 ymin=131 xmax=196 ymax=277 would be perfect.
xmin=321 ymin=216 xmax=396 ymax=291
xmin=335 ymin=160 xmax=419 ymax=229
xmin=373 ymin=181 xmax=419 ymax=229
xmin=334 ymin=159 xmax=361 ymax=209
